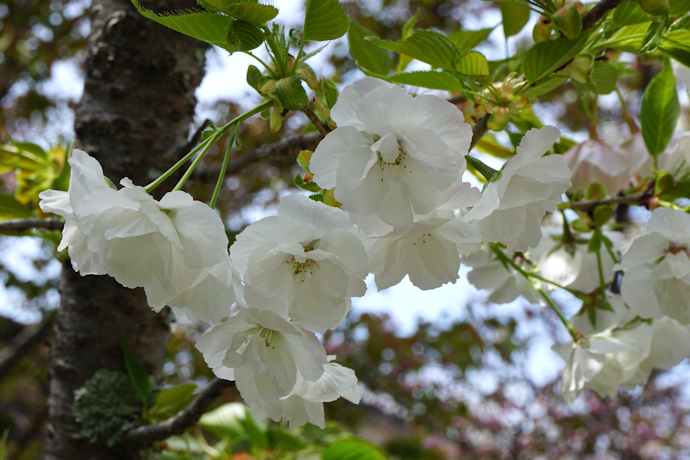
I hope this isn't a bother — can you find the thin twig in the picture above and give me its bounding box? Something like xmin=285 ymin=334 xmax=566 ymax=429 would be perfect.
xmin=470 ymin=113 xmax=491 ymax=151
xmin=568 ymin=192 xmax=646 ymax=211
xmin=193 ymin=132 xmax=323 ymax=182
xmin=581 ymin=0 xmax=626 ymax=31
xmin=121 ymin=378 xmax=233 ymax=446
xmin=0 ymin=219 xmax=64 ymax=232
xmin=301 ymin=106 xmax=330 ymax=136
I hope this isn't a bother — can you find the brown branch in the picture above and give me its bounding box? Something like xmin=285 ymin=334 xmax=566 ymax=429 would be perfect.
xmin=581 ymin=0 xmax=626 ymax=31
xmin=0 ymin=219 xmax=64 ymax=232
xmin=470 ymin=113 xmax=491 ymax=151
xmin=0 ymin=315 xmax=54 ymax=378
xmin=194 ymin=132 xmax=323 ymax=182
xmin=121 ymin=377 xmax=233 ymax=446
xmin=301 ymin=106 xmax=330 ymax=137
xmin=568 ymin=192 xmax=646 ymax=211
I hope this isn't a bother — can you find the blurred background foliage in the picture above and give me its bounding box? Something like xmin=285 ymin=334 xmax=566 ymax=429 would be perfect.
xmin=1 ymin=0 xmax=690 ymax=459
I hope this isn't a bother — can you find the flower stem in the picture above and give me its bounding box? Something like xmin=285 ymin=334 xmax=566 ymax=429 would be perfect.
xmin=538 ymin=289 xmax=583 ymax=342
xmin=210 ymin=124 xmax=240 ymax=209
xmin=144 ymin=137 xmax=213 ymax=193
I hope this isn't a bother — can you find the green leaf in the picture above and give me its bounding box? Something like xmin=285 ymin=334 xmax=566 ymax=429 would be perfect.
xmin=670 ymin=0 xmax=690 ymax=14
xmin=247 ymin=64 xmax=262 ymax=89
xmin=199 ymin=403 xmax=251 ymax=437
xmin=522 ymin=35 xmax=588 ymax=83
xmin=323 ymin=439 xmax=387 ymax=460
xmin=227 ymin=20 xmax=265 ymax=51
xmin=660 ymin=30 xmax=690 ymax=65
xmin=524 ymin=73 xmax=569 ymax=97
xmin=0 ymin=144 xmax=48 ymax=174
xmin=275 ymin=75 xmax=309 ymax=110
xmin=304 ymin=0 xmax=349 ymax=41
xmin=147 ymin=384 xmax=197 ymax=420
xmin=367 ymin=29 xmax=463 ymax=72
xmin=448 ymin=27 xmax=494 ymax=52
xmin=131 ymin=0 xmax=240 ymax=53
xmin=120 ymin=339 xmax=151 ymax=408
xmin=594 ymin=23 xmax=648 ymax=52
xmin=362 ymin=70 xmax=466 ymax=91
xmin=613 ymin=1 xmax=649 ymax=26
xmin=590 ymin=62 xmax=618 ymax=94
xmin=0 ymin=193 xmax=32 ymax=220
xmin=267 ymin=428 xmax=307 ymax=451
xmin=641 ymin=59 xmax=680 ymax=156
xmin=316 ymin=78 xmax=339 ymax=109
xmin=197 ymin=1 xmax=278 ymax=24
xmin=455 ymin=51 xmax=490 ymax=75
xmin=640 ymin=17 xmax=668 ymax=53
xmin=348 ymin=21 xmax=391 ymax=75
xmin=295 ymin=172 xmax=322 ymax=192
xmin=501 ymin=2 xmax=531 ymax=38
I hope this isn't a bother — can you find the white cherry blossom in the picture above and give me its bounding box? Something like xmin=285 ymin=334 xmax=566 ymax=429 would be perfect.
xmin=309 ymin=77 xmax=472 ymax=229
xmin=230 ymin=194 xmax=368 ymax=332
xmin=465 ymin=126 xmax=571 ymax=252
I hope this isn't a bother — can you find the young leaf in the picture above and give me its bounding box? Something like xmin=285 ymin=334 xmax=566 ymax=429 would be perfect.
xmin=0 ymin=193 xmax=32 ymax=220
xmin=523 ymin=35 xmax=587 ymax=83
xmin=275 ymin=75 xmax=309 ymax=110
xmin=323 ymin=439 xmax=387 ymax=460
xmin=670 ymin=0 xmax=690 ymax=14
xmin=147 ymin=384 xmax=197 ymax=420
xmin=455 ymin=51 xmax=490 ymax=75
xmin=590 ymin=62 xmax=618 ymax=94
xmin=304 ymin=0 xmax=349 ymax=41
xmin=641 ymin=58 xmax=680 ymax=157
xmin=348 ymin=21 xmax=391 ymax=75
xmin=227 ymin=20 xmax=265 ymax=51
xmin=448 ymin=28 xmax=494 ymax=52
xmin=131 ymin=0 xmax=239 ymax=53
xmin=613 ymin=1 xmax=649 ymax=26
xmin=362 ymin=69 xmax=466 ymax=91
xmin=197 ymin=1 xmax=279 ymax=24
xmin=120 ymin=339 xmax=151 ymax=408
xmin=501 ymin=2 xmax=531 ymax=38
xmin=367 ymin=29 xmax=463 ymax=72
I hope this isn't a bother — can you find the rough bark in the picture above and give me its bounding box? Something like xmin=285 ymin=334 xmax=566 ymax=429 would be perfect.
xmin=45 ymin=1 xmax=207 ymax=458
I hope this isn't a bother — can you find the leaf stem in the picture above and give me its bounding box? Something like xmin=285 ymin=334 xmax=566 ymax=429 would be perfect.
xmin=209 ymin=124 xmax=240 ymax=209
xmin=538 ymin=289 xmax=583 ymax=341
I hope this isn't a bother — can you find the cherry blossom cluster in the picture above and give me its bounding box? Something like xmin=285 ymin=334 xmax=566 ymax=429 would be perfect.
xmin=38 ymin=76 xmax=690 ymax=426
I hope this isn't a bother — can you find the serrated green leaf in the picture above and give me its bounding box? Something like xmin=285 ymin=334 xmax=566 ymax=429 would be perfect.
xmin=661 ymin=30 xmax=690 ymax=65
xmin=448 ymin=27 xmax=494 ymax=52
xmin=197 ymin=1 xmax=278 ymax=24
xmin=323 ymin=439 xmax=387 ymax=460
xmin=131 ymin=0 xmax=240 ymax=53
xmin=501 ymin=2 xmax=531 ymax=38
xmin=640 ymin=17 xmax=667 ymax=53
xmin=348 ymin=21 xmax=391 ymax=75
xmin=594 ymin=23 xmax=648 ymax=52
xmin=367 ymin=29 xmax=463 ymax=72
xmin=613 ymin=1 xmax=649 ymax=26
xmin=455 ymin=50 xmax=489 ymax=75
xmin=121 ymin=339 xmax=151 ymax=408
xmin=671 ymin=0 xmax=690 ymax=14
xmin=304 ymin=0 xmax=349 ymax=41
xmin=524 ymin=73 xmax=569 ymax=97
xmin=590 ymin=61 xmax=618 ymax=94
xmin=523 ymin=35 xmax=588 ymax=83
xmin=227 ymin=20 xmax=265 ymax=51
xmin=641 ymin=59 xmax=680 ymax=156
xmin=316 ymin=78 xmax=339 ymax=109
xmin=362 ymin=69 xmax=466 ymax=91
xmin=0 ymin=193 xmax=32 ymax=220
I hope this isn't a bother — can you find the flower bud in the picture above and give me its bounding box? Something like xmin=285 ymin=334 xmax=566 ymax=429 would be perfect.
xmin=488 ymin=107 xmax=510 ymax=131
xmin=533 ymin=17 xmax=554 ymax=43
xmin=275 ymin=75 xmax=309 ymax=111
xmin=638 ymin=0 xmax=670 ymax=16
xmin=564 ymin=54 xmax=593 ymax=83
xmin=552 ymin=4 xmax=583 ymax=39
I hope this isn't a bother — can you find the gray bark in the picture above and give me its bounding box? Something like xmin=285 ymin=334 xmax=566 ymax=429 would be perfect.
xmin=45 ymin=1 xmax=207 ymax=458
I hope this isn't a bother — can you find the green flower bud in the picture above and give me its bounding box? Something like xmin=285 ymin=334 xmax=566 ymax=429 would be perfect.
xmin=638 ymin=0 xmax=670 ymax=16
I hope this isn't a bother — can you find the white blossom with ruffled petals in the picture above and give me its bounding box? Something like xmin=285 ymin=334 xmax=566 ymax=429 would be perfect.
xmin=309 ymin=77 xmax=472 ymax=229
xmin=465 ymin=126 xmax=571 ymax=252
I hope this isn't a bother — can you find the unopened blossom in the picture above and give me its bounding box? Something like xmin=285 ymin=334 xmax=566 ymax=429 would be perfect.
xmin=620 ymin=207 xmax=690 ymax=324
xmin=366 ymin=182 xmax=482 ymax=290
xmin=465 ymin=126 xmax=571 ymax=252
xmin=39 ymin=149 xmax=234 ymax=322
xmin=235 ymin=357 xmax=360 ymax=428
xmin=553 ymin=296 xmax=652 ymax=403
xmin=309 ymin=77 xmax=472 ymax=229
xmin=196 ymin=307 xmax=327 ymax=391
xmin=463 ymin=246 xmax=541 ymax=305
xmin=230 ymin=194 xmax=368 ymax=332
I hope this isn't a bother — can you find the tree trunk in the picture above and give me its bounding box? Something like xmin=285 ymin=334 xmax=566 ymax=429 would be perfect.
xmin=45 ymin=1 xmax=207 ymax=458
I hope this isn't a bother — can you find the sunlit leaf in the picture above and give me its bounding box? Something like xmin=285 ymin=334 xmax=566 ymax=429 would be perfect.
xmin=641 ymin=58 xmax=679 ymax=156
xmin=304 ymin=0 xmax=349 ymax=41
xmin=348 ymin=21 xmax=391 ymax=75
xmin=523 ymin=35 xmax=587 ymax=83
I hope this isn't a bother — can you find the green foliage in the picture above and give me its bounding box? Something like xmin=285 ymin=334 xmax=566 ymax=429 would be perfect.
xmin=304 ymin=0 xmax=350 ymax=41
xmin=500 ymin=1 xmax=531 ymax=38
xmin=196 ymin=1 xmax=278 ymax=24
xmin=348 ymin=21 xmax=392 ymax=75
xmin=641 ymin=59 xmax=680 ymax=157
xmin=121 ymin=339 xmax=152 ymax=409
xmin=0 ymin=194 xmax=31 ymax=220
xmin=367 ymin=29 xmax=465 ymax=73
xmin=146 ymin=384 xmax=197 ymax=421
xmin=73 ymin=369 xmax=144 ymax=447
xmin=448 ymin=28 xmax=494 ymax=52
xmin=523 ymin=35 xmax=588 ymax=83
xmin=363 ymin=70 xmax=466 ymax=91
xmin=613 ymin=1 xmax=649 ymax=27
xmin=323 ymin=439 xmax=387 ymax=460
